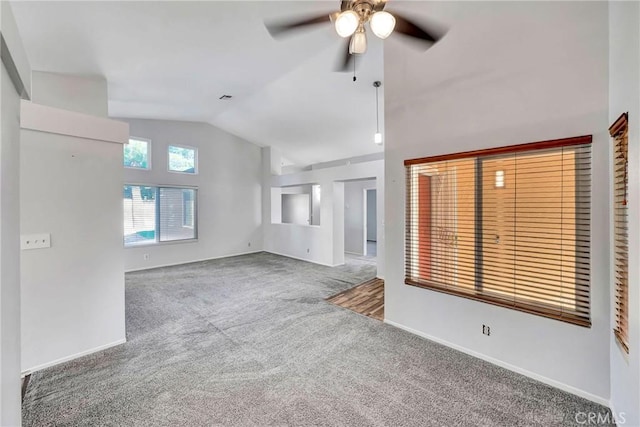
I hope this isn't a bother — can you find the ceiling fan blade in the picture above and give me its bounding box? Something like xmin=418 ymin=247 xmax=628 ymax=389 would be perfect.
xmin=265 ymin=13 xmax=333 ymax=38
xmin=340 ymin=1 xmax=351 ymax=11
xmin=388 ymin=11 xmax=445 ymax=46
xmin=335 ymin=38 xmax=355 ymax=72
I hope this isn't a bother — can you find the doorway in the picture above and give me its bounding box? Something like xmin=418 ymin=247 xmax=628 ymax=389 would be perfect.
xmin=365 ymin=189 xmax=377 ymax=257
xmin=343 ymin=179 xmax=376 ymax=262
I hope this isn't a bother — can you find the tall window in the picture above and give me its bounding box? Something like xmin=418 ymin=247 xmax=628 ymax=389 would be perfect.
xmin=405 ymin=136 xmax=592 ymax=326
xmin=123 ymin=185 xmax=197 ymax=247
xmin=124 ymin=137 xmax=151 ymax=169
xmin=168 ymin=145 xmax=197 ymax=174
xmin=610 ymin=113 xmax=629 ymax=353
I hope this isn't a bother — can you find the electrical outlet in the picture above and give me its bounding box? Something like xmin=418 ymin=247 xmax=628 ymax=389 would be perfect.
xmin=143 ymin=254 xmax=150 ymax=261
xmin=21 ymin=233 xmax=51 ymax=250
xmin=248 ymin=242 xmax=251 ymax=247
xmin=307 ymin=248 xmax=310 ymax=253
xmin=482 ymin=324 xmax=491 ymax=336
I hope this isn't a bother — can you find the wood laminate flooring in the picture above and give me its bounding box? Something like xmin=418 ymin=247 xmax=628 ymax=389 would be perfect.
xmin=326 ymin=277 xmax=384 ymax=321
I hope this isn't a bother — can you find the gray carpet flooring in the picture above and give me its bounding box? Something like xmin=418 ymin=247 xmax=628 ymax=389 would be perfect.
xmin=22 ymin=252 xmax=611 ymax=426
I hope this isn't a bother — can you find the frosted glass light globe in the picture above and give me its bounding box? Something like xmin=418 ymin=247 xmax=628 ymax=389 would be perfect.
xmin=349 ymin=30 xmax=367 ymax=54
xmin=335 ymin=10 xmax=359 ymax=38
xmin=370 ymin=11 xmax=396 ymax=39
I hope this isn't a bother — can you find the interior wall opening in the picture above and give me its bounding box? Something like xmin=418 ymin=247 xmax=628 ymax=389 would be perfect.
xmin=366 ymin=188 xmax=377 ymax=257
xmin=279 ymin=184 xmax=321 ymax=226
xmin=344 ymin=179 xmax=377 ymax=262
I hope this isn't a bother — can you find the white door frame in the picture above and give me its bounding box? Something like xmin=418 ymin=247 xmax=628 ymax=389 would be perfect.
xmin=363 ymin=188 xmax=369 ymax=255
xmin=364 ymin=188 xmax=377 ymax=256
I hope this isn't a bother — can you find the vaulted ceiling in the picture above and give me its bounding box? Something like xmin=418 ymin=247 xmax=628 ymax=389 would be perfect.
xmin=12 ymin=1 xmax=403 ymax=166
xmin=11 ymin=1 xmax=605 ymax=166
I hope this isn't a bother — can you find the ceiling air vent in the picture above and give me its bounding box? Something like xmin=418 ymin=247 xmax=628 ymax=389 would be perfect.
xmin=219 ymin=95 xmax=232 ymax=100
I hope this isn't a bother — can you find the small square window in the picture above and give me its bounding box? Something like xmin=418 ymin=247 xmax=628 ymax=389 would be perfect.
xmin=168 ymin=145 xmax=197 ymax=174
xmin=124 ymin=137 xmax=151 ymax=170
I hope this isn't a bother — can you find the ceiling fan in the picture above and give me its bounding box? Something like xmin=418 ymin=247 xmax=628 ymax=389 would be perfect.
xmin=266 ymin=0 xmax=446 ymax=72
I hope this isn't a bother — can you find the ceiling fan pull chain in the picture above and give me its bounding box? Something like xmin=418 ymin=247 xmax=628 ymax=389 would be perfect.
xmin=353 ymin=56 xmax=357 ymax=82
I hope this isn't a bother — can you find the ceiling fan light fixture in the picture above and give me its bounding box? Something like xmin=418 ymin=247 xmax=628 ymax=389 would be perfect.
xmin=370 ymin=11 xmax=396 ymax=39
xmin=334 ymin=10 xmax=360 ymax=38
xmin=349 ymin=29 xmax=367 ymax=54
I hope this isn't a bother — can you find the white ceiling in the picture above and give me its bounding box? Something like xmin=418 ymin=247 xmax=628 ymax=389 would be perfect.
xmin=10 ymin=1 xmax=401 ymax=166
xmin=10 ymin=1 xmax=604 ymax=166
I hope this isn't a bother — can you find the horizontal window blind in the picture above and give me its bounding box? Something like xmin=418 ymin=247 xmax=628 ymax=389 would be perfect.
xmin=124 ymin=185 xmax=198 ymax=247
xmin=610 ymin=113 xmax=629 ymax=353
xmin=159 ymin=187 xmax=197 ymax=242
xmin=405 ymin=136 xmax=592 ymax=326
xmin=124 ymin=185 xmax=157 ymax=246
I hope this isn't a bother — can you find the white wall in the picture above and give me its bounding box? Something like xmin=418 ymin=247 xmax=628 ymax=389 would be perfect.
xmin=31 ymin=71 xmax=108 ymax=117
xmin=344 ymin=179 xmax=376 ymax=255
xmin=366 ymin=189 xmax=376 ymax=242
xmin=609 ymin=1 xmax=640 ymax=424
xmin=385 ymin=1 xmax=610 ymax=402
xmin=282 ymin=193 xmax=310 ymax=225
xmin=20 ymin=72 xmax=127 ymax=373
xmin=311 ymin=184 xmax=320 ymax=226
xmin=0 ymin=2 xmax=30 ymax=424
xmin=265 ymin=182 xmax=343 ymax=267
xmin=331 ymin=182 xmax=345 ymax=264
xmin=264 ymin=148 xmax=384 ymax=275
xmin=122 ymin=119 xmax=262 ymax=271
xmin=20 ymin=127 xmax=127 ymax=373
xmin=281 ymin=185 xmax=313 ymax=226
xmin=0 ymin=63 xmax=22 ymax=427
xmin=0 ymin=2 xmax=31 ymax=96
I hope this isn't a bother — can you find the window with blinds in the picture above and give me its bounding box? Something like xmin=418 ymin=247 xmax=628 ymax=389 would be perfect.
xmin=610 ymin=113 xmax=629 ymax=353
xmin=124 ymin=185 xmax=198 ymax=247
xmin=405 ymin=136 xmax=592 ymax=326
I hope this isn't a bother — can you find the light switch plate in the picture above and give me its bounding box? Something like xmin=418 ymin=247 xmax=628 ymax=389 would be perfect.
xmin=21 ymin=233 xmax=51 ymax=250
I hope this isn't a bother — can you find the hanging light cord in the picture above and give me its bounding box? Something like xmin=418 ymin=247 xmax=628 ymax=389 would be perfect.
xmin=373 ymin=81 xmax=381 ymax=133
xmin=353 ymin=57 xmax=357 ymax=82
xmin=375 ymin=84 xmax=380 ymax=133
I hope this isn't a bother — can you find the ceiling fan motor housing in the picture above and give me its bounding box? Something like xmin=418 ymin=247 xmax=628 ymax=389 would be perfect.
xmin=350 ymin=0 xmax=376 ymax=23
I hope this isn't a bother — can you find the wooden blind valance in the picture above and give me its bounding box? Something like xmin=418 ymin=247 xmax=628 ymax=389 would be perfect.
xmin=610 ymin=113 xmax=629 ymax=353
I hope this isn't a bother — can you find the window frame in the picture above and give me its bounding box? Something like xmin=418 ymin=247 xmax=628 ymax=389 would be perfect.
xmin=123 ymin=184 xmax=198 ymax=248
xmin=610 ymin=113 xmax=629 ymax=353
xmin=167 ymin=144 xmax=198 ymax=175
xmin=123 ymin=136 xmax=152 ymax=171
xmin=404 ymin=135 xmax=592 ymax=327
xmin=182 ymin=188 xmax=195 ymax=229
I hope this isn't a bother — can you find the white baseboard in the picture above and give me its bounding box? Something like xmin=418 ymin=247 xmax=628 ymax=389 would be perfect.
xmin=264 ymin=250 xmax=340 ymax=267
xmin=383 ymin=319 xmax=610 ymax=407
xmin=127 ymin=248 xmax=368 ymax=272
xmin=125 ymin=250 xmax=264 ymax=272
xmin=22 ymin=338 xmax=126 ymax=376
